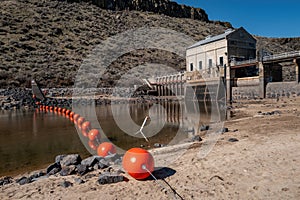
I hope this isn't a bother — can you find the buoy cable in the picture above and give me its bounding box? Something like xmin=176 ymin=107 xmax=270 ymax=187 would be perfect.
xmin=142 ymin=165 xmax=184 ymax=200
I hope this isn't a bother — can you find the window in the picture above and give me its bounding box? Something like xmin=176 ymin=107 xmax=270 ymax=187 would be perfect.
xmin=219 ymin=57 xmax=223 ymax=66
xmin=199 ymin=61 xmax=202 ymax=70
xmin=190 ymin=63 xmax=194 ymax=71
xmin=208 ymin=59 xmax=212 ymax=74
xmin=208 ymin=59 xmax=212 ymax=68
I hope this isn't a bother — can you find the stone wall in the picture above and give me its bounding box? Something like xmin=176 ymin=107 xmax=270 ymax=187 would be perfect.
xmin=266 ymin=82 xmax=300 ymax=98
xmin=232 ymin=86 xmax=260 ymax=100
xmin=232 ymin=82 xmax=300 ymax=100
xmin=281 ymin=62 xmax=296 ymax=82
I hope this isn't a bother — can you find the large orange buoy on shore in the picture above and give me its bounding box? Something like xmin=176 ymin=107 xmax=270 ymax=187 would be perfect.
xmin=88 ymin=129 xmax=100 ymax=141
xmin=122 ymin=148 xmax=154 ymax=180
xmin=97 ymin=142 xmax=116 ymax=157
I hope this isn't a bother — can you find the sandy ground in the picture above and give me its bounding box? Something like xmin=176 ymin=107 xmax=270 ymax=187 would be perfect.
xmin=1 ymin=97 xmax=300 ymax=199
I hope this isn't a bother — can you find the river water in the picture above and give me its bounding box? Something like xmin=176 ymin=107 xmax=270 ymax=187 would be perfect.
xmin=0 ymin=100 xmax=222 ymax=177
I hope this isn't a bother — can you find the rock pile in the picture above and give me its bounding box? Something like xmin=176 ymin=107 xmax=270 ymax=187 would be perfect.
xmin=0 ymin=153 xmax=126 ymax=187
xmin=0 ymin=88 xmax=35 ymax=110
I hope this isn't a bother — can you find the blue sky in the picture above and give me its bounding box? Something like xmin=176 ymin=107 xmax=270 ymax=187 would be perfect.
xmin=174 ymin=0 xmax=300 ymax=38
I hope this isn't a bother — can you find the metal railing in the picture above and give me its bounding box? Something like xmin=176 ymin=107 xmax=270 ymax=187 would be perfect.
xmin=263 ymin=50 xmax=300 ymax=61
xmin=232 ymin=50 xmax=300 ymax=66
xmin=185 ymin=68 xmax=221 ymax=81
xmin=234 ymin=58 xmax=257 ymax=66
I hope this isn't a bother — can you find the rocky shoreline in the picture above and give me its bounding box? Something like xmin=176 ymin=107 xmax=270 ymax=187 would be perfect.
xmin=0 ymin=153 xmax=126 ymax=188
xmin=0 ymin=87 xmax=156 ymax=110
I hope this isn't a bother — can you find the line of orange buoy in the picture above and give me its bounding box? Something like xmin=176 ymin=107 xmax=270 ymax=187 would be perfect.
xmin=37 ymin=104 xmax=115 ymax=157
xmin=37 ymin=103 xmax=156 ymax=181
xmin=32 ymin=95 xmax=158 ymax=182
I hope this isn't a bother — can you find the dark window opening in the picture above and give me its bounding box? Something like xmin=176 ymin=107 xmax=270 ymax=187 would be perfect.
xmin=235 ymin=66 xmax=258 ymax=78
xmin=190 ymin=63 xmax=194 ymax=71
xmin=208 ymin=59 xmax=212 ymax=68
xmin=199 ymin=61 xmax=202 ymax=70
xmin=219 ymin=57 xmax=223 ymax=66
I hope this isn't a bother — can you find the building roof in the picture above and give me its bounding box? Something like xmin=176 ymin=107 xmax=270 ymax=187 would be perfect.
xmin=187 ymin=28 xmax=235 ymax=49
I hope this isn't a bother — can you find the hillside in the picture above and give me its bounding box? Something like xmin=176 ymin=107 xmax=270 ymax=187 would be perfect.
xmin=0 ymin=0 xmax=299 ymax=88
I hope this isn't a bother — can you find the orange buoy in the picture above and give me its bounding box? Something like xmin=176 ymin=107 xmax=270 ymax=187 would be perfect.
xmin=88 ymin=140 xmax=98 ymax=151
xmin=88 ymin=129 xmax=100 ymax=141
xmin=58 ymin=107 xmax=62 ymax=113
xmin=122 ymin=148 xmax=154 ymax=180
xmin=82 ymin=129 xmax=88 ymax=137
xmin=46 ymin=106 xmax=49 ymax=110
xmin=73 ymin=114 xmax=80 ymax=124
xmin=81 ymin=121 xmax=91 ymax=132
xmin=54 ymin=107 xmax=58 ymax=112
xmin=65 ymin=110 xmax=71 ymax=116
xmin=49 ymin=106 xmax=53 ymax=110
xmin=77 ymin=117 xmax=85 ymax=128
xmin=97 ymin=142 xmax=116 ymax=157
xmin=61 ymin=108 xmax=66 ymax=114
xmin=69 ymin=111 xmax=74 ymax=118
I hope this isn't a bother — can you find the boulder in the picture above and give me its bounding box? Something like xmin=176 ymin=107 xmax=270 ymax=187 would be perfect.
xmin=228 ymin=138 xmax=239 ymax=142
xmin=16 ymin=177 xmax=31 ymax=185
xmin=60 ymin=180 xmax=73 ymax=188
xmin=74 ymin=178 xmax=85 ymax=184
xmin=221 ymin=128 xmax=229 ymax=133
xmin=60 ymin=154 xmax=82 ymax=167
xmin=60 ymin=165 xmax=76 ymax=176
xmin=81 ymin=156 xmax=101 ymax=167
xmin=190 ymin=135 xmax=202 ymax=142
xmin=55 ymin=154 xmax=66 ymax=164
xmin=76 ymin=164 xmax=89 ymax=176
xmin=98 ymin=159 xmax=109 ymax=169
xmin=47 ymin=162 xmax=62 ymax=175
xmin=98 ymin=172 xmax=125 ymax=185
xmin=200 ymin=125 xmax=209 ymax=131
xmin=0 ymin=177 xmax=13 ymax=186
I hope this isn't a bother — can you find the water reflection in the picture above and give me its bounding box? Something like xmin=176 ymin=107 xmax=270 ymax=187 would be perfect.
xmin=0 ymin=109 xmax=89 ymax=177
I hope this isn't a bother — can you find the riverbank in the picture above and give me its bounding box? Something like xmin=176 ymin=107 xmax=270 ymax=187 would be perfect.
xmin=1 ymin=97 xmax=300 ymax=199
xmin=0 ymin=87 xmax=153 ymax=110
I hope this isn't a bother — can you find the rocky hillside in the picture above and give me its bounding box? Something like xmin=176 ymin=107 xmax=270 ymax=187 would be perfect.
xmin=0 ymin=0 xmax=299 ymax=88
xmin=91 ymin=0 xmax=209 ymax=21
xmin=256 ymin=37 xmax=300 ymax=54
